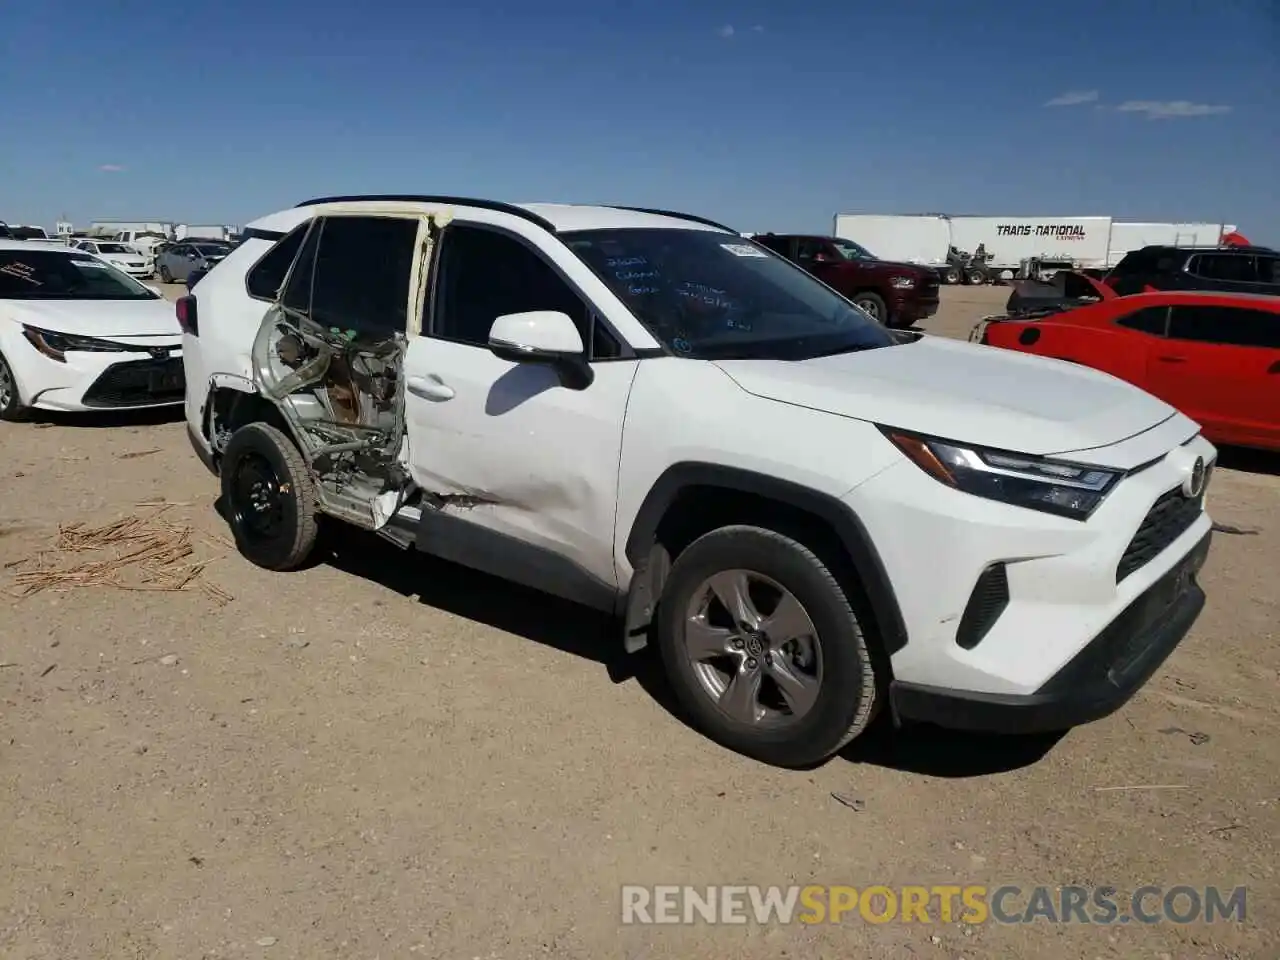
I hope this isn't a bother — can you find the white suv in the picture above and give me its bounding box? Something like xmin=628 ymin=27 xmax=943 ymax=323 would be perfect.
xmin=179 ymin=195 xmax=1215 ymax=768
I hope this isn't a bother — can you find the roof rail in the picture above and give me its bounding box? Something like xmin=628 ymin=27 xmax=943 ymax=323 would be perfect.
xmin=607 ymin=205 xmax=736 ymax=233
xmin=293 ymin=195 xmax=558 ymax=233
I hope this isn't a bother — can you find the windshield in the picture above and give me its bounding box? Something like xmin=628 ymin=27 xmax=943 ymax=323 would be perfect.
xmin=96 ymin=243 xmax=134 ymax=254
xmin=563 ymin=228 xmax=897 ymax=360
xmin=831 ymin=238 xmax=876 ymax=261
xmin=0 ymin=251 xmax=160 ymax=300
xmin=192 ymin=244 xmax=228 ymax=256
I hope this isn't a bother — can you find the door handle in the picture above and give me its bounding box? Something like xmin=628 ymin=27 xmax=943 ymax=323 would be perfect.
xmin=406 ymin=374 xmax=455 ymax=401
xmin=1157 ymin=355 xmax=1187 ymax=364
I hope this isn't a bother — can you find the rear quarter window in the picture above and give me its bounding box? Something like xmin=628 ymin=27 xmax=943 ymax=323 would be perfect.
xmin=1115 ymin=306 xmax=1169 ymax=335
xmin=245 ymin=224 xmax=310 ymax=301
xmin=1191 ymin=254 xmax=1257 ymax=283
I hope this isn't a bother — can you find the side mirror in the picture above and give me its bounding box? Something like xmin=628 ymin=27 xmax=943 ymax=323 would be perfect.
xmin=488 ymin=311 xmax=593 ymax=390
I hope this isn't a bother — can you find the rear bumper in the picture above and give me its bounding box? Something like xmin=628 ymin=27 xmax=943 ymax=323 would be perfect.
xmin=890 ymin=531 xmax=1211 ymax=733
xmin=188 ymin=422 xmax=218 ymax=475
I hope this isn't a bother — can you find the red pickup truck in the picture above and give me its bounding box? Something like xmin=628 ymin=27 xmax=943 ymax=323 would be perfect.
xmin=752 ymin=233 xmax=940 ymax=329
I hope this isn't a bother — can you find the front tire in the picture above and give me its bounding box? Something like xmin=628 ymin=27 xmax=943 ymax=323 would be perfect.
xmin=220 ymin=422 xmax=320 ymax=571
xmin=852 ymin=291 xmax=888 ymax=325
xmin=942 ymin=266 xmax=961 ymax=284
xmin=159 ymin=265 xmax=173 ymax=283
xmin=0 ymin=351 xmax=30 ymax=422
xmin=656 ymin=525 xmax=879 ymax=768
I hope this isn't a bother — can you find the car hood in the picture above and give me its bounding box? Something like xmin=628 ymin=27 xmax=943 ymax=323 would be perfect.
xmin=3 ymin=297 xmax=180 ymax=338
xmin=713 ymin=336 xmax=1177 ymax=457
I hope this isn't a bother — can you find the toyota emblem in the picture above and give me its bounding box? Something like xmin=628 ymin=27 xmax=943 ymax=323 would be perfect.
xmin=1182 ymin=456 xmax=1206 ymax=499
xmin=149 ymin=346 xmax=169 ymax=360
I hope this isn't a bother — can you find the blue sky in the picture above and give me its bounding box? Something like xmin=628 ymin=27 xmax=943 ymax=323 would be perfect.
xmin=2 ymin=0 xmax=1276 ymax=243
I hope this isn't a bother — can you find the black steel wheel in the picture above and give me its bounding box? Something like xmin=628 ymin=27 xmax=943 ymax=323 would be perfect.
xmin=220 ymin=422 xmax=320 ymax=570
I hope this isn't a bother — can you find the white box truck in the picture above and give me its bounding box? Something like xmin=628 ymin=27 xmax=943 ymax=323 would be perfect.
xmin=177 ymin=224 xmax=232 ymax=241
xmin=832 ymin=214 xmax=951 ymax=267
xmin=89 ymin=220 xmax=174 ymax=238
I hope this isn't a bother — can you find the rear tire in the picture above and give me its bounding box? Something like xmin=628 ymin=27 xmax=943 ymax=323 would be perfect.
xmin=656 ymin=525 xmax=880 ymax=768
xmin=966 ymin=268 xmax=989 ymax=285
xmin=159 ymin=265 xmax=173 ymax=283
xmin=0 ymin=351 xmax=30 ymax=422
xmin=220 ymin=422 xmax=320 ymax=571
xmin=942 ymin=266 xmax=961 ymax=284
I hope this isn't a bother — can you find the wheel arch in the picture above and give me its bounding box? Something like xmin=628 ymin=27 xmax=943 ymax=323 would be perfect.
xmin=622 ymin=463 xmax=907 ymax=661
xmin=203 ymin=377 xmax=298 ymax=459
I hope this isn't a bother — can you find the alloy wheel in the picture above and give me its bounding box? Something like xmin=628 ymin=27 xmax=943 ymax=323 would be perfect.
xmin=0 ymin=355 xmax=15 ymax=410
xmin=682 ymin=569 xmax=824 ymax=726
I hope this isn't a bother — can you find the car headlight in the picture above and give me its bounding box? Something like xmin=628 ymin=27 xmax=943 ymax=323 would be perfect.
xmin=22 ymin=326 xmax=124 ymax=362
xmin=890 ymin=276 xmax=916 ymax=289
xmin=881 ymin=428 xmax=1122 ymax=520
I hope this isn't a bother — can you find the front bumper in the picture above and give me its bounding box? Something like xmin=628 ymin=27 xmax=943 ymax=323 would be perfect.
xmin=16 ymin=339 xmax=186 ymax=411
xmin=891 ymin=293 xmax=940 ymax=323
xmin=844 ymin=425 xmax=1215 ymax=710
xmin=890 ymin=531 xmax=1210 ymax=732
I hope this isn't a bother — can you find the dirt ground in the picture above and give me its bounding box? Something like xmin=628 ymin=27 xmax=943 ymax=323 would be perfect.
xmin=1 ymin=283 xmax=1276 ymax=960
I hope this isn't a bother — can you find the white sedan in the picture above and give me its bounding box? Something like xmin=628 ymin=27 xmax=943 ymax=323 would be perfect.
xmin=0 ymin=240 xmax=184 ymax=419
xmin=72 ymin=239 xmax=153 ymax=277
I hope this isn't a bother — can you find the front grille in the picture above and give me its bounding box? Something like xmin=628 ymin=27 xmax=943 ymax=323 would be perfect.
xmin=81 ymin=358 xmax=185 ymax=408
xmin=1116 ymin=480 xmax=1207 ymax=583
xmin=955 ymin=562 xmax=1010 ymax=649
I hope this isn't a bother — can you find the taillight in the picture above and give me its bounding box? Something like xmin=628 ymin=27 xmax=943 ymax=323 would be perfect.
xmin=176 ymin=295 xmax=198 ymax=336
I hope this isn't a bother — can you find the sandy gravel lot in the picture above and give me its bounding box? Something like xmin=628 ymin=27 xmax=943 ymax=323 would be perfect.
xmin=1 ymin=283 xmax=1276 ymax=959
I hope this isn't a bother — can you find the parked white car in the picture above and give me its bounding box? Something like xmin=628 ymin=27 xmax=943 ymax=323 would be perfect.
xmin=73 ymin=240 xmax=153 ymax=277
xmin=180 ymin=195 xmax=1215 ymax=768
xmin=0 ymin=239 xmax=184 ymax=418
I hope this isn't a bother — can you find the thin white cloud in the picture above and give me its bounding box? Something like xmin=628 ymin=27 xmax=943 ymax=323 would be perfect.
xmin=716 ymin=24 xmax=735 ymax=38
xmin=752 ymin=24 xmax=764 ymax=33
xmin=1044 ymin=90 xmax=1100 ymax=107
xmin=1115 ymin=99 xmax=1232 ymax=119
xmin=99 ymin=163 xmax=126 ymax=172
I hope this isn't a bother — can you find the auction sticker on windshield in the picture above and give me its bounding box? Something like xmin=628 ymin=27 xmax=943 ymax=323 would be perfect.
xmin=721 ymin=243 xmax=768 ymax=258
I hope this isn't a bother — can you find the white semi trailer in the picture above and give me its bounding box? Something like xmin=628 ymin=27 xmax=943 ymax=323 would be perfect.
xmin=1104 ymin=222 xmax=1236 ymax=267
xmin=827 ymin=214 xmax=952 ymax=267
xmin=833 ymin=213 xmax=1237 ymax=283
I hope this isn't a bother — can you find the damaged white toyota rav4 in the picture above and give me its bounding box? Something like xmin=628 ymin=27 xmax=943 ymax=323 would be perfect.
xmin=180 ymin=195 xmax=1215 ymax=768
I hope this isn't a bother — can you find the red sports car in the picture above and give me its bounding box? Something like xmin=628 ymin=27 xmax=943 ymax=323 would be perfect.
xmin=971 ymin=288 xmax=1280 ymax=452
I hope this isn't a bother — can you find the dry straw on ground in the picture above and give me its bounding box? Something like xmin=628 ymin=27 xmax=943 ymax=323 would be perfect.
xmin=5 ymin=501 xmax=234 ymax=605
